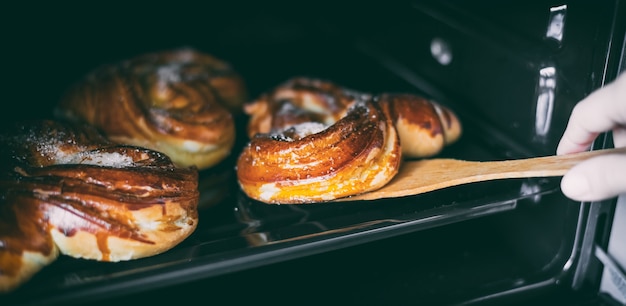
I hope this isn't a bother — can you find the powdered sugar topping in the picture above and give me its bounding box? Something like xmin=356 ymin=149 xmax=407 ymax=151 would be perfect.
xmin=56 ymin=151 xmax=136 ymax=168
xmin=35 ymin=138 xmax=136 ymax=168
xmin=289 ymin=122 xmax=328 ymax=137
xmin=271 ymin=122 xmax=329 ymax=141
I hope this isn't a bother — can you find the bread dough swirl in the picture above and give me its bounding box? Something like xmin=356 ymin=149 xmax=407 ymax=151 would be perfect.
xmin=0 ymin=120 xmax=199 ymax=293
xmin=237 ymin=77 xmax=461 ymax=204
xmin=55 ymin=48 xmax=247 ymax=170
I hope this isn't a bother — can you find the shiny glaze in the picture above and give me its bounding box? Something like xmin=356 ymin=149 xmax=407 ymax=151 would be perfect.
xmin=0 ymin=194 xmax=57 ymax=281
xmin=382 ymin=94 xmax=444 ymax=138
xmin=0 ymin=120 xmax=198 ymax=290
xmin=380 ymin=93 xmax=461 ymax=157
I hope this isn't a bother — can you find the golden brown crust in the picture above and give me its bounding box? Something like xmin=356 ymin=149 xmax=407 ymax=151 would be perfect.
xmin=55 ymin=48 xmax=247 ymax=170
xmin=236 ymin=77 xmax=462 ymax=204
xmin=380 ymin=93 xmax=462 ymax=158
xmin=0 ymin=120 xmax=199 ymax=293
xmin=0 ymin=195 xmax=60 ymax=293
xmin=238 ymin=99 xmax=401 ymax=204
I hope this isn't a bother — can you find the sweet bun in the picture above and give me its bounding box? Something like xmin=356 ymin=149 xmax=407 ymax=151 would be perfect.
xmin=0 ymin=120 xmax=199 ymax=293
xmin=237 ymin=77 xmax=461 ymax=204
xmin=379 ymin=93 xmax=461 ymax=158
xmin=55 ymin=48 xmax=248 ymax=170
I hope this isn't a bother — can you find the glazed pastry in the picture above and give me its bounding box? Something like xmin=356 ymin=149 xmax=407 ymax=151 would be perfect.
xmin=55 ymin=48 xmax=247 ymax=170
xmin=0 ymin=120 xmax=199 ymax=293
xmin=237 ymin=77 xmax=461 ymax=204
xmin=378 ymin=93 xmax=462 ymax=158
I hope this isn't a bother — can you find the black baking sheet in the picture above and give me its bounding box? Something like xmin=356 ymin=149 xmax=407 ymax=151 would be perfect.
xmin=3 ymin=129 xmax=562 ymax=305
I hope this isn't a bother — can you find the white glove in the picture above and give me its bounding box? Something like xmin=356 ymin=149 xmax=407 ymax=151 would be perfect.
xmin=557 ymin=72 xmax=626 ymax=202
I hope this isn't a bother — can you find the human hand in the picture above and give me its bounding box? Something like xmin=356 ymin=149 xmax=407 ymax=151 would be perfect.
xmin=556 ymin=72 xmax=626 ymax=201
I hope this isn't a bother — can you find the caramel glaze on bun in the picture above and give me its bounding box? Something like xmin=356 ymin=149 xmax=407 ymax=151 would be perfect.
xmin=0 ymin=120 xmax=199 ymax=293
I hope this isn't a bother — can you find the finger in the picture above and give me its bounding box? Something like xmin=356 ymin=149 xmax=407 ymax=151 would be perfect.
xmin=613 ymin=127 xmax=626 ymax=148
xmin=557 ymin=73 xmax=626 ymax=155
xmin=560 ymin=153 xmax=626 ymax=202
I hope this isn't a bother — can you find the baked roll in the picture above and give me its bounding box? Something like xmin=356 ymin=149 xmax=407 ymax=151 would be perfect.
xmin=0 ymin=120 xmax=199 ymax=293
xmin=237 ymin=77 xmax=461 ymax=204
xmin=55 ymin=48 xmax=247 ymax=170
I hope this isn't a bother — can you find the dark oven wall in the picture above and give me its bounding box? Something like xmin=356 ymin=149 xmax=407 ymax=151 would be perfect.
xmin=326 ymin=0 xmax=626 ymax=157
xmin=2 ymin=2 xmax=389 ymax=125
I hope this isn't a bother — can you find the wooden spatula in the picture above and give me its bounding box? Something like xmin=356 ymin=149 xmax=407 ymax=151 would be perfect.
xmin=339 ymin=147 xmax=626 ymax=201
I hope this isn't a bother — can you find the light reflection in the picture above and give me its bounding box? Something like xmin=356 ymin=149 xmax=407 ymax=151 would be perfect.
xmin=430 ymin=37 xmax=453 ymax=66
xmin=535 ymin=67 xmax=556 ymax=138
xmin=546 ymin=5 xmax=567 ymax=43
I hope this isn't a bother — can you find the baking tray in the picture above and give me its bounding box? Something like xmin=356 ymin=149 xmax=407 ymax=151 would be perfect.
xmin=3 ymin=120 xmax=562 ymax=305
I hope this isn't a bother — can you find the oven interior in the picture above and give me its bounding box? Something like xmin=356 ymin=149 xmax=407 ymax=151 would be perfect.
xmin=3 ymin=1 xmax=625 ymax=305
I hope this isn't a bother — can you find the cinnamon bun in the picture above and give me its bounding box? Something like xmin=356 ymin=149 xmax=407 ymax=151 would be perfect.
xmin=0 ymin=120 xmax=199 ymax=293
xmin=236 ymin=77 xmax=461 ymax=204
xmin=55 ymin=48 xmax=247 ymax=170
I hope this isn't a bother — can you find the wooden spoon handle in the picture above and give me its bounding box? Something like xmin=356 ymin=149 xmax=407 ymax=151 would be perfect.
xmin=340 ymin=147 xmax=626 ymax=201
